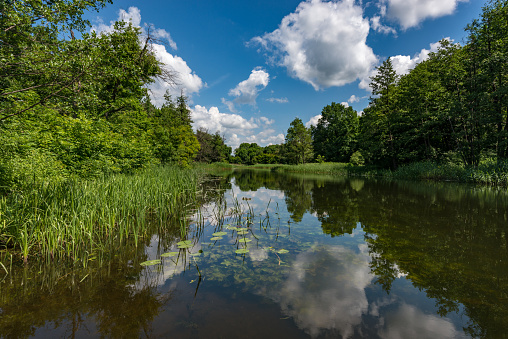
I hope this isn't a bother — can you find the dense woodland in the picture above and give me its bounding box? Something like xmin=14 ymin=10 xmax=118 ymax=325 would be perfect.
xmin=1 ymin=0 xmax=508 ymax=194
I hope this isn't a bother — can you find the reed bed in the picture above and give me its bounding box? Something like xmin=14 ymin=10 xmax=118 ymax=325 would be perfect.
xmin=0 ymin=165 xmax=202 ymax=265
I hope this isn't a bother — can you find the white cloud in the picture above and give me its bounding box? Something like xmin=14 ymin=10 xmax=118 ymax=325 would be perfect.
xmin=348 ymin=95 xmax=360 ymax=103
xmin=266 ymin=97 xmax=289 ymax=104
xmin=386 ymin=0 xmax=468 ymax=29
xmin=252 ymin=0 xmax=377 ymax=90
xmin=228 ymin=67 xmax=270 ymax=105
xmin=341 ymin=101 xmax=349 ymax=108
xmin=192 ymin=105 xmax=258 ymax=133
xmin=191 ymin=106 xmax=283 ymax=149
xmin=91 ymin=7 xmax=203 ymax=107
xmin=370 ymin=15 xmax=397 ymax=35
xmin=221 ymin=97 xmax=237 ymax=113
xmin=306 ymin=114 xmax=322 ymax=128
xmin=260 ymin=117 xmax=275 ymax=125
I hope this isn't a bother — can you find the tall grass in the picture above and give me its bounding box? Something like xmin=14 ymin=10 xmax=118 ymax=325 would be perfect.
xmin=0 ymin=165 xmax=202 ymax=264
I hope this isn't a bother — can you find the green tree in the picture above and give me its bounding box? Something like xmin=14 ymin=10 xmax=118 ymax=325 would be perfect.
xmin=234 ymin=143 xmax=262 ymax=165
xmin=311 ymin=102 xmax=359 ymax=162
xmin=285 ymin=118 xmax=313 ymax=164
xmin=195 ymin=128 xmax=232 ymax=163
xmin=360 ymin=58 xmax=399 ymax=169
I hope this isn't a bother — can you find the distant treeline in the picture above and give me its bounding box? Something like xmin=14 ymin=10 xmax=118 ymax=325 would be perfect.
xmin=232 ymin=0 xmax=508 ymax=172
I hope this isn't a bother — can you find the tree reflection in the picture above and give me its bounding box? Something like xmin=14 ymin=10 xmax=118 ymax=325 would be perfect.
xmin=228 ymin=170 xmax=508 ymax=337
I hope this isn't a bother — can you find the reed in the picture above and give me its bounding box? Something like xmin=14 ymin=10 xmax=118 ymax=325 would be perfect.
xmin=0 ymin=165 xmax=203 ymax=265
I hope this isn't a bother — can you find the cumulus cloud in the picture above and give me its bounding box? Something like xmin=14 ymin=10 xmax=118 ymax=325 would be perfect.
xmin=386 ymin=0 xmax=468 ymax=29
xmin=191 ymin=105 xmax=283 ymax=149
xmin=306 ymin=115 xmax=322 ymax=128
xmin=370 ymin=15 xmax=397 ymax=35
xmin=252 ymin=0 xmax=377 ymax=90
xmin=348 ymin=95 xmax=361 ymax=103
xmin=228 ymin=68 xmax=270 ymax=106
xmin=91 ymin=7 xmax=203 ymax=107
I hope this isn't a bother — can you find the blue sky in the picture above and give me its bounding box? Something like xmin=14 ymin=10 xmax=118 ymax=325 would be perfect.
xmin=86 ymin=0 xmax=486 ymax=149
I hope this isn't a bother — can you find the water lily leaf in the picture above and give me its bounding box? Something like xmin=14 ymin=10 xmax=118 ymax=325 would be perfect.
xmin=191 ymin=252 xmax=202 ymax=256
xmin=235 ymin=249 xmax=249 ymax=254
xmin=213 ymin=231 xmax=228 ymax=236
xmin=140 ymin=259 xmax=161 ymax=266
xmin=177 ymin=240 xmax=192 ymax=246
xmin=238 ymin=238 xmax=251 ymax=243
xmin=277 ymin=249 xmax=289 ymax=254
xmin=210 ymin=236 xmax=223 ymax=241
xmin=161 ymin=252 xmax=178 ymax=257
xmin=236 ymin=230 xmax=249 ymax=235
xmin=178 ymin=243 xmax=192 ymax=249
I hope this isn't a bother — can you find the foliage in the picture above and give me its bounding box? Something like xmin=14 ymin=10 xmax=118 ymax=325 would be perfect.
xmin=234 ymin=143 xmax=263 ymax=165
xmin=312 ymin=102 xmax=359 ymax=162
xmin=195 ymin=128 xmax=232 ymax=163
xmin=284 ymin=118 xmax=313 ymax=164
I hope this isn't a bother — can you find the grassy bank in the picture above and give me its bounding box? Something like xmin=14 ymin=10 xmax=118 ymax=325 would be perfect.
xmin=264 ymin=160 xmax=508 ymax=186
xmin=0 ymin=165 xmax=202 ymax=265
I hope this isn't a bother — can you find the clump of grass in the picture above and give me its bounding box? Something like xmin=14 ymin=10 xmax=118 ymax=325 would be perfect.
xmin=0 ymin=165 xmax=203 ymax=265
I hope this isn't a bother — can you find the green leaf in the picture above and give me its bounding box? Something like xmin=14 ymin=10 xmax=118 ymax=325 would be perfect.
xmin=177 ymin=240 xmax=192 ymax=246
xmin=238 ymin=238 xmax=251 ymax=243
xmin=140 ymin=259 xmax=161 ymax=266
xmin=161 ymin=252 xmax=178 ymax=257
xmin=210 ymin=236 xmax=223 ymax=241
xmin=277 ymin=249 xmax=289 ymax=254
xmin=235 ymin=249 xmax=249 ymax=254
xmin=212 ymin=231 xmax=228 ymax=236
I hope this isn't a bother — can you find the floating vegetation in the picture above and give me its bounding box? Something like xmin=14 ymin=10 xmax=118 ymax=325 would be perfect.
xmin=161 ymin=252 xmax=179 ymax=257
xmin=236 ymin=230 xmax=249 ymax=235
xmin=190 ymin=252 xmax=202 ymax=257
xmin=238 ymin=238 xmax=252 ymax=243
xmin=210 ymin=237 xmax=223 ymax=241
xmin=277 ymin=249 xmax=289 ymax=254
xmin=212 ymin=232 xmax=228 ymax=236
xmin=235 ymin=249 xmax=249 ymax=254
xmin=177 ymin=240 xmax=193 ymax=248
xmin=140 ymin=259 xmax=161 ymax=266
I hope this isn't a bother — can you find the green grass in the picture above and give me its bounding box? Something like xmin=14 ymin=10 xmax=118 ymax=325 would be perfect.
xmin=0 ymin=165 xmax=203 ymax=264
xmin=241 ymin=160 xmax=508 ymax=186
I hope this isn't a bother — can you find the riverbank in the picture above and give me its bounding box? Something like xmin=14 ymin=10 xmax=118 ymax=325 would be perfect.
xmin=241 ymin=160 xmax=508 ymax=186
xmin=0 ymin=165 xmax=203 ymax=265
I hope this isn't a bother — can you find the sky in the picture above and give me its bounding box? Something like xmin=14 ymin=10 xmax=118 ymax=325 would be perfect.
xmin=86 ymin=0 xmax=486 ymax=150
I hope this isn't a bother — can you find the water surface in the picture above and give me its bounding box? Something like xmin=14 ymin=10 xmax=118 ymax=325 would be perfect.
xmin=1 ymin=170 xmax=507 ymax=338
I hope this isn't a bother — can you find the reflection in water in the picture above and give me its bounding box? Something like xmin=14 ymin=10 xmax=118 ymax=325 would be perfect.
xmin=275 ymin=245 xmax=373 ymax=338
xmin=1 ymin=169 xmax=507 ymax=338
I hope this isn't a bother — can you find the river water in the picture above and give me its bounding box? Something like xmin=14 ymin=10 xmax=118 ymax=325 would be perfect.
xmin=1 ymin=169 xmax=507 ymax=338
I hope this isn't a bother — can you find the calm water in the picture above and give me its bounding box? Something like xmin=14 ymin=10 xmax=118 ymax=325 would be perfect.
xmin=1 ymin=169 xmax=507 ymax=338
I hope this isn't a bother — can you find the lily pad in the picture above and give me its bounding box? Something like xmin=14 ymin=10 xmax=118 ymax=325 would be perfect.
xmin=277 ymin=249 xmax=289 ymax=254
xmin=238 ymin=238 xmax=251 ymax=243
xmin=212 ymin=231 xmax=228 ymax=236
xmin=178 ymin=243 xmax=192 ymax=249
xmin=140 ymin=259 xmax=161 ymax=266
xmin=235 ymin=249 xmax=249 ymax=254
xmin=210 ymin=236 xmax=223 ymax=241
xmin=177 ymin=240 xmax=192 ymax=246
xmin=161 ymin=252 xmax=178 ymax=257
xmin=190 ymin=252 xmax=202 ymax=257
xmin=236 ymin=230 xmax=249 ymax=235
